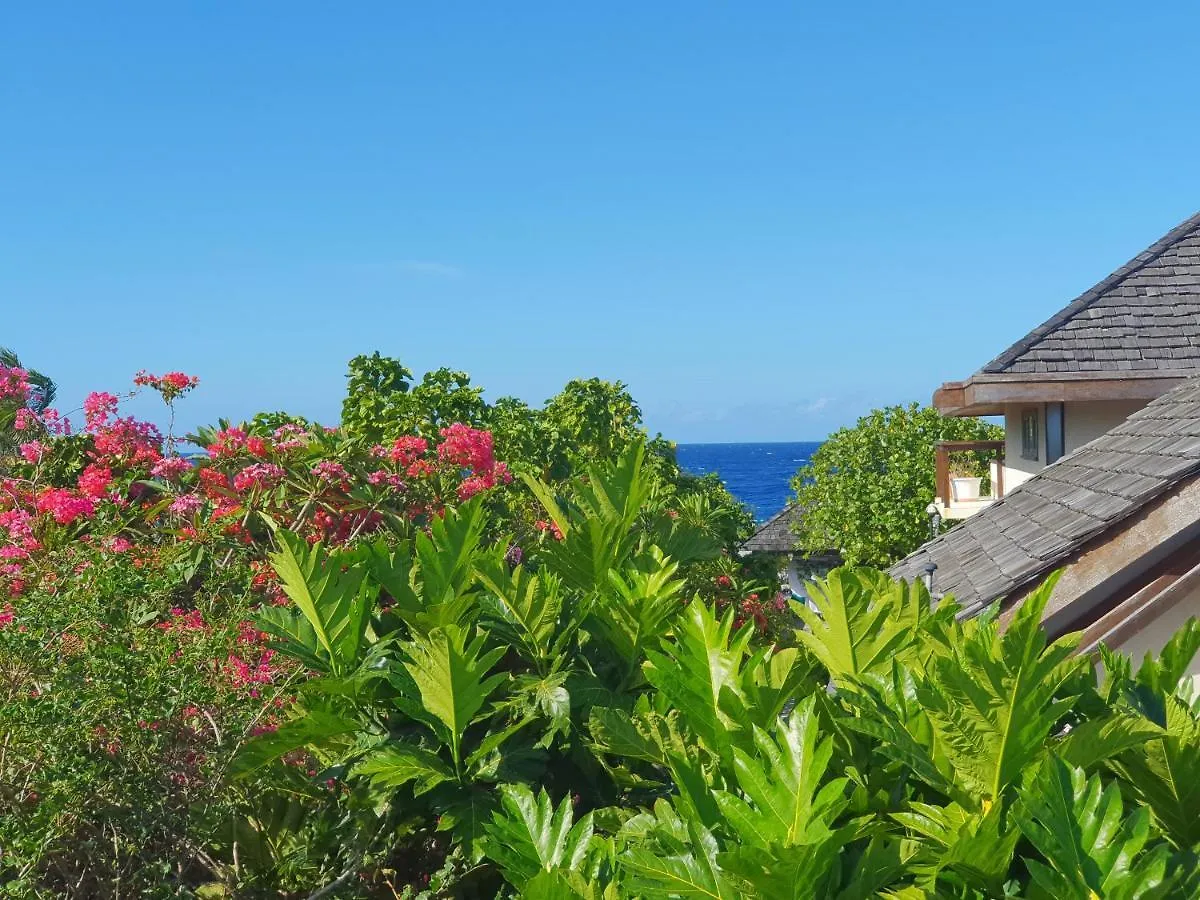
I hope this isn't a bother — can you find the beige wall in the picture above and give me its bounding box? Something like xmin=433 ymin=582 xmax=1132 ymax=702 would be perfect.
xmin=1108 ymin=581 xmax=1200 ymax=692
xmin=1064 ymin=400 xmax=1144 ymax=453
xmin=1002 ymin=400 xmax=1146 ymax=493
xmin=1003 ymin=405 xmax=1044 ymax=491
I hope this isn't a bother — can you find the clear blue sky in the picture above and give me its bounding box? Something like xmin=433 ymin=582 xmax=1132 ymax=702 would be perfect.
xmin=4 ymin=2 xmax=1199 ymax=442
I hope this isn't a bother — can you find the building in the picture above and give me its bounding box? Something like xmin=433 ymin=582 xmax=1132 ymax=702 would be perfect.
xmin=930 ymin=211 xmax=1200 ymax=518
xmin=892 ymin=211 xmax=1200 ymax=680
xmin=741 ymin=504 xmax=840 ymax=599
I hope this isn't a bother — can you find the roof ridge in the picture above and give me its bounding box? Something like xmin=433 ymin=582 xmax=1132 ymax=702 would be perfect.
xmin=981 ymin=209 xmax=1200 ymax=374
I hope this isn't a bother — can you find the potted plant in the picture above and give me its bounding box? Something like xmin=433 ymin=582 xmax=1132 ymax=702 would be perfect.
xmin=949 ymin=458 xmax=983 ymax=502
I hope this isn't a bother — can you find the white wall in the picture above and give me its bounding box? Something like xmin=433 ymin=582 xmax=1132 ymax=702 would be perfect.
xmin=1109 ymin=581 xmax=1200 ymax=693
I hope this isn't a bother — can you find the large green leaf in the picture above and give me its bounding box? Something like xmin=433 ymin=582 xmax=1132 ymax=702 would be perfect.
xmin=918 ymin=572 xmax=1083 ymax=806
xmin=523 ymin=444 xmax=652 ymax=593
xmin=481 ymin=784 xmax=594 ymax=888
xmin=477 ymin=559 xmax=570 ymax=672
xmin=796 ymin=568 xmax=931 ymax=682
xmin=264 ymin=530 xmax=376 ymax=675
xmin=590 ymin=551 xmax=684 ymax=674
xmin=644 ymin=600 xmax=756 ymax=762
xmin=894 ymin=802 xmax=1020 ymax=895
xmin=231 ymin=708 xmax=360 ymax=777
xmin=1109 ymin=694 xmax=1200 ymax=850
xmin=712 ymin=696 xmax=847 ymax=849
xmin=619 ymin=801 xmax=737 ymax=899
xmin=399 ymin=625 xmax=507 ymax=768
xmin=353 ymin=743 xmax=454 ymax=796
xmin=1015 ymin=757 xmax=1174 ymax=900
xmin=415 ymin=499 xmax=487 ymax=611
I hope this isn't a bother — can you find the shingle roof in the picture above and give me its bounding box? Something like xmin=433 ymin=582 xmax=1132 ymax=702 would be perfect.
xmin=742 ymin=504 xmax=803 ymax=554
xmin=890 ymin=376 xmax=1200 ymax=612
xmin=983 ymin=211 xmax=1200 ymax=375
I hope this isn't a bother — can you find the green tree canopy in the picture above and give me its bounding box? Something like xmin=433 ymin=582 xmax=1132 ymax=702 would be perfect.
xmin=791 ymin=403 xmax=1003 ymax=567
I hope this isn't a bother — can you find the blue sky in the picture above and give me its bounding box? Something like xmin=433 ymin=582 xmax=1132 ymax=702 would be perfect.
xmin=3 ymin=3 xmax=1200 ymax=442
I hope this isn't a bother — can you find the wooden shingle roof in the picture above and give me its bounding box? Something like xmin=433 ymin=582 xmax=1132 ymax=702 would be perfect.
xmin=741 ymin=504 xmax=803 ymax=554
xmin=891 ymin=376 xmax=1200 ymax=612
xmin=983 ymin=211 xmax=1200 ymax=375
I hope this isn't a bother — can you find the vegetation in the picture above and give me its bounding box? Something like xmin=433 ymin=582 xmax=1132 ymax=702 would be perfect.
xmin=790 ymin=403 xmax=1003 ymax=567
xmin=3 ymin=358 xmax=1199 ymax=898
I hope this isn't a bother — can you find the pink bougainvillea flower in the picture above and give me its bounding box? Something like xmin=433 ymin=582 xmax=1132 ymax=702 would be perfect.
xmin=437 ymin=424 xmax=495 ymax=473
xmin=83 ymin=391 xmax=121 ymax=431
xmin=168 ymin=493 xmax=203 ymax=517
xmin=207 ymin=427 xmax=248 ymax=459
xmin=18 ymin=441 xmax=46 ymax=464
xmin=35 ymin=488 xmax=96 ymax=525
xmin=0 ymin=366 xmax=31 ymax=403
xmin=151 ymin=456 xmax=192 ymax=479
xmin=0 ymin=604 xmax=13 ymax=629
xmin=232 ymin=463 xmax=286 ymax=493
xmin=311 ymin=460 xmax=349 ymax=483
xmin=77 ymin=464 xmax=114 ymax=499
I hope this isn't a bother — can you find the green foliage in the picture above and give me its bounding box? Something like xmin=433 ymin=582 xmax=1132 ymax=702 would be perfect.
xmin=15 ymin=353 xmax=1200 ymax=897
xmin=791 ymin=402 xmax=1003 ymax=566
xmin=1016 ymin=758 xmax=1175 ymax=899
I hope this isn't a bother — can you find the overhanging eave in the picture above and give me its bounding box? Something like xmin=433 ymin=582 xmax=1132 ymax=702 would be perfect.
xmin=933 ymin=372 xmax=1191 ymax=417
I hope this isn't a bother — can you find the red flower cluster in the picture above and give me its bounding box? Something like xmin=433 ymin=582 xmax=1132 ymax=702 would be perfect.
xmin=134 ymin=370 xmax=199 ymax=402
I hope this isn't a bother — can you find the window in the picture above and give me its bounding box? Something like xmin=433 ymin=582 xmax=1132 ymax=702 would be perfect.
xmin=1021 ymin=409 xmax=1039 ymax=460
xmin=1046 ymin=403 xmax=1065 ymax=463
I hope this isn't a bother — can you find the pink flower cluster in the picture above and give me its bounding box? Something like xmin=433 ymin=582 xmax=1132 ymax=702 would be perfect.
xmin=134 ymin=370 xmax=199 ymax=402
xmin=169 ymin=493 xmax=204 ymax=517
xmin=92 ymin=417 xmax=164 ymax=468
xmin=77 ymin=464 xmax=114 ymax=500
xmin=311 ymin=460 xmax=349 ymax=483
xmin=151 ymin=456 xmax=193 ymax=480
xmin=19 ymin=442 xmax=46 ymax=464
xmin=0 ymin=366 xmax=31 ymax=403
xmin=207 ymin=427 xmax=249 ymax=459
xmin=437 ymin=425 xmax=512 ymax=501
xmin=83 ymin=392 xmax=121 ymax=431
xmin=367 ymin=470 xmax=406 ymax=488
xmin=35 ymin=488 xmax=96 ymax=525
xmin=225 ymin=649 xmax=276 ymax=693
xmin=233 ymin=463 xmax=286 ymax=493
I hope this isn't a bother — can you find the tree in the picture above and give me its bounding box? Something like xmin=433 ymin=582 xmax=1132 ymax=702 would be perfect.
xmin=0 ymin=347 xmax=55 ymax=459
xmin=791 ymin=403 xmax=1002 ymax=567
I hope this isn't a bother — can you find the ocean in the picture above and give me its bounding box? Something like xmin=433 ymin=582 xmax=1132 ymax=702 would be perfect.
xmin=676 ymin=441 xmax=821 ymax=523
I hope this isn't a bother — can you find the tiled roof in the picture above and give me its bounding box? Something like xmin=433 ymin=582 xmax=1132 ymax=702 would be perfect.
xmin=890 ymin=376 xmax=1200 ymax=612
xmin=742 ymin=504 xmax=803 ymax=554
xmin=983 ymin=211 xmax=1200 ymax=375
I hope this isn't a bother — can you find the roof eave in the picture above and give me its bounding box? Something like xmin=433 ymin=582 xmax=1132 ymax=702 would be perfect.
xmin=933 ymin=371 xmax=1193 ymax=416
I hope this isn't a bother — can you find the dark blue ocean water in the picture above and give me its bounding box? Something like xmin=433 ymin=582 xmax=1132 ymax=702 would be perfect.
xmin=676 ymin=442 xmax=821 ymax=523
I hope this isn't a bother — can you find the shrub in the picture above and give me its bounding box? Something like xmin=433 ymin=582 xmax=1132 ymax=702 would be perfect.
xmin=791 ymin=403 xmax=1003 ymax=567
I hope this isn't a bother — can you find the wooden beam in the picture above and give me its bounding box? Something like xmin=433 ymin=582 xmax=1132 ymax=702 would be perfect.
xmin=933 ymin=374 xmax=1189 ymax=416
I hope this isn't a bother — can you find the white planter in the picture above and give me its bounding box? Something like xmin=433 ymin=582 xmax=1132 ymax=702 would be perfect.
xmin=951 ymin=476 xmax=982 ymax=502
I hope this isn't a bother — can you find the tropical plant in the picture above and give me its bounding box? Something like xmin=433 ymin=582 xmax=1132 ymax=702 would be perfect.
xmin=791 ymin=402 xmax=1003 ymax=567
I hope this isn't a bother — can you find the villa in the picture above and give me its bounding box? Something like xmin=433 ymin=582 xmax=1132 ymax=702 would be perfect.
xmin=893 ymin=210 xmax=1200 ymax=676
xmin=930 ymin=210 xmax=1200 ymax=518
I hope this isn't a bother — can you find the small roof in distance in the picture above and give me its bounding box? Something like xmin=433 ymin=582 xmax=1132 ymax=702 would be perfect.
xmin=742 ymin=504 xmax=805 ymax=554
